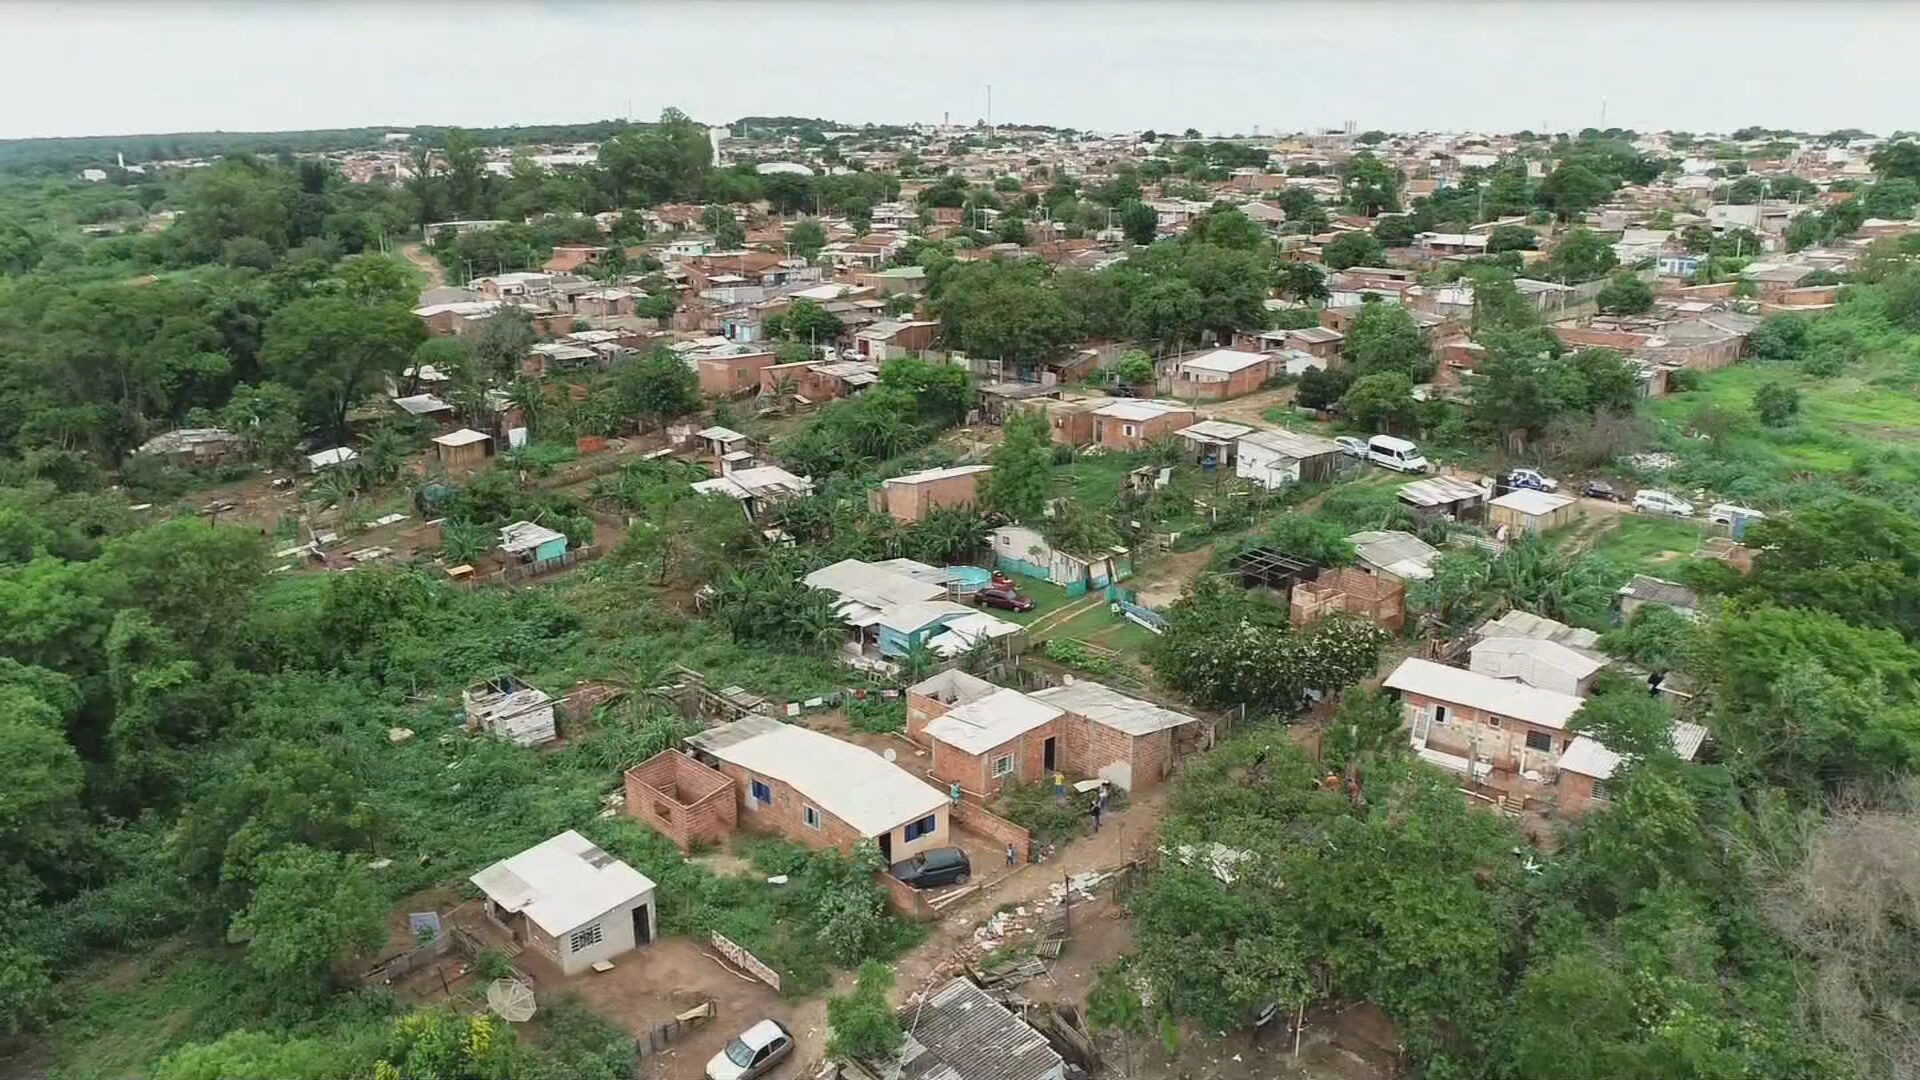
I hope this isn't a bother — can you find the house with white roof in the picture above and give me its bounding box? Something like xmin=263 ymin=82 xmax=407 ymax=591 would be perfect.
xmin=871 ymin=463 xmax=991 ymax=523
xmin=1048 ymin=398 xmax=1196 ymax=450
xmin=691 ymin=464 xmax=814 ymax=520
xmin=1385 ymin=657 xmax=1586 ymax=791
xmin=1172 ymin=348 xmax=1272 ymax=400
xmin=1555 ymin=722 xmax=1709 ymax=816
xmin=803 ymin=558 xmax=1019 ymax=663
xmin=1235 ymin=428 xmax=1346 ymax=488
xmin=684 ymin=715 xmax=951 ymax=864
xmin=470 ymin=830 xmax=657 ymax=975
xmin=1029 ymin=679 xmax=1209 ymax=790
xmin=1468 ymin=635 xmax=1607 ymax=698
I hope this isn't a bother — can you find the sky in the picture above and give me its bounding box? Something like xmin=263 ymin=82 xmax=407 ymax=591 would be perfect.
xmin=5 ymin=1 xmax=1918 ymax=141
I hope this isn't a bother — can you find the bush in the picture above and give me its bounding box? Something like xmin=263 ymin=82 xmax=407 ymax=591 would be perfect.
xmin=1752 ymin=382 xmax=1802 ymax=426
xmin=827 ymin=961 xmax=904 ymax=1064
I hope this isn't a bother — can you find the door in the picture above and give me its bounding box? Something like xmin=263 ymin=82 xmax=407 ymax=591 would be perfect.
xmin=877 ymin=832 xmax=893 ymax=862
xmin=1432 ymin=704 xmax=1448 ymax=726
xmin=1043 ymin=736 xmax=1057 ymax=772
xmin=632 ymin=904 xmax=652 ymax=945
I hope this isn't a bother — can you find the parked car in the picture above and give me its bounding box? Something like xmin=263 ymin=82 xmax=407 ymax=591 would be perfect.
xmin=1335 ymin=435 xmax=1369 ymax=459
xmin=1582 ymin=480 xmax=1623 ymax=502
xmin=707 ymin=1019 xmax=794 ymax=1080
xmin=1632 ymin=489 xmax=1695 ymax=517
xmin=1365 ymin=435 xmax=1430 ymax=473
xmin=975 ymin=586 xmax=1035 ymax=612
xmin=1707 ymin=502 xmax=1766 ymax=528
xmin=891 ymin=846 xmax=972 ymax=889
xmin=1504 ymin=468 xmax=1560 ymax=493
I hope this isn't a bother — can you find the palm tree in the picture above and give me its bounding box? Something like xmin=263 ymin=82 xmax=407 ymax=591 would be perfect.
xmin=506 ymin=379 xmax=544 ymax=438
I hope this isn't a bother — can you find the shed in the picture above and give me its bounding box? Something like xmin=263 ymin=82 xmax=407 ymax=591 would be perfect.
xmin=498 ymin=520 xmax=569 ymax=566
xmin=1397 ymin=475 xmax=1488 ymax=522
xmin=1029 ymin=680 xmax=1207 ymax=790
xmin=1235 ymin=428 xmax=1344 ymax=488
xmin=922 ymin=687 xmax=1067 ymax=796
xmin=1618 ymin=574 xmax=1700 ymax=622
xmin=1348 ymin=529 xmax=1440 ymax=581
xmin=305 ymin=446 xmax=359 ymax=472
xmin=1230 ymin=546 xmax=1321 ymax=594
xmin=1469 ymin=636 xmax=1606 ymax=697
xmin=463 ymin=675 xmax=557 ymax=746
xmin=900 ymin=977 xmax=1067 ymax=1080
xmin=1173 ymin=420 xmax=1256 ymax=466
xmin=1488 ymin=490 xmax=1577 ymax=534
xmin=432 ymin=427 xmax=492 ymax=471
xmin=470 ymin=830 xmax=656 ymax=976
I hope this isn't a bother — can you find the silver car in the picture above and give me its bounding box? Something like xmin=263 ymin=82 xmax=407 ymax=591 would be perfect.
xmin=707 ymin=1019 xmax=794 ymax=1080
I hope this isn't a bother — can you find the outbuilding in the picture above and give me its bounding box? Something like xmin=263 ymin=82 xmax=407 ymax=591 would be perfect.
xmin=471 ymin=830 xmax=657 ymax=976
xmin=432 ymin=428 xmax=492 ymax=472
xmin=1488 ymin=489 xmax=1578 ymax=535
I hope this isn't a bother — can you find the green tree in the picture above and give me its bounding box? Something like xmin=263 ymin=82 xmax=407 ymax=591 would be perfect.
xmin=1322 ymin=231 xmax=1385 ymax=271
xmin=260 ymin=295 xmax=426 ymax=438
xmin=1125 ymin=279 xmax=1205 ymax=353
xmin=230 ymin=845 xmax=385 ymax=993
xmin=1372 ymin=214 xmax=1416 ymax=247
xmin=1747 ymin=314 xmax=1810 ymax=361
xmin=1276 ymin=262 xmax=1329 ymax=302
xmin=1751 ymin=381 xmax=1801 ymax=426
xmin=1339 ymin=152 xmax=1401 ymax=215
xmin=766 ymin=297 xmax=844 ymax=346
xmin=1339 ymin=372 xmax=1417 ymax=432
xmin=827 ymin=960 xmax=904 ymax=1064
xmin=1862 ymin=178 xmax=1920 ymax=219
xmin=1543 ymin=228 xmax=1619 ymax=282
xmin=613 ymin=348 xmax=701 ymax=427
xmin=702 ymin=204 xmax=744 ymax=248
xmin=982 ymin=412 xmax=1052 ymax=522
xmin=1109 ymin=350 xmax=1156 ymax=387
xmin=1117 ymin=199 xmax=1158 ymax=245
xmin=785 ymin=219 xmax=827 ymax=259
xmin=1343 ymin=302 xmax=1427 ymax=378
xmin=1595 ymin=272 xmax=1653 ymax=314
xmin=1485 ymin=223 xmax=1541 ymax=253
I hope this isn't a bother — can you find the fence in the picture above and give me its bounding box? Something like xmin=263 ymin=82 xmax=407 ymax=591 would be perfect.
xmin=359 ymin=923 xmax=454 ymax=986
xmin=495 ymin=544 xmax=600 ymax=584
xmin=952 ymin=796 xmax=1034 ymax=863
xmin=710 ymin=931 xmax=782 ymax=991
xmin=876 ymin=870 xmax=940 ymax=921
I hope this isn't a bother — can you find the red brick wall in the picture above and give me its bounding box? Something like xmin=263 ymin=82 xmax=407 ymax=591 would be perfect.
xmin=928 ymin=718 xmax=1064 ymax=797
xmin=875 ymin=870 xmax=939 ymax=921
xmin=953 ymin=799 xmax=1033 ymax=862
xmin=624 ymin=750 xmax=738 ymax=853
xmin=712 ymin=761 xmax=866 ymax=853
xmin=697 ymin=354 xmax=776 ymax=398
xmin=1129 ymin=730 xmax=1174 ymax=788
xmin=905 ymin=691 xmax=953 ymax=744
xmin=1172 ymin=366 xmax=1264 ymax=400
xmin=1400 ymin=690 xmax=1567 ymax=793
xmin=882 ymin=472 xmax=982 ymax=523
xmin=1555 ymin=771 xmax=1604 ymax=819
xmin=1049 ymin=410 xmax=1095 ymax=446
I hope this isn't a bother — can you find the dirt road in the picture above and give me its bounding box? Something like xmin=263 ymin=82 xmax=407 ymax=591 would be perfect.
xmin=1203 ymin=384 xmax=1299 ymax=427
xmin=400 ymin=241 xmax=447 ymax=288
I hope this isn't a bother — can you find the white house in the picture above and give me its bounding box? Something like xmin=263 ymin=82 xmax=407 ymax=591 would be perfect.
xmin=470 ymin=830 xmax=657 ymax=976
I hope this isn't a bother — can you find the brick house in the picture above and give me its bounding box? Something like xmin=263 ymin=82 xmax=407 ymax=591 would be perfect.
xmin=1081 ymin=399 xmax=1197 ymax=451
xmin=758 ymin=359 xmax=881 ymax=402
xmin=1172 ymin=349 xmax=1270 ymax=400
xmin=1285 ymin=325 xmax=1346 ymax=359
xmin=695 ymin=350 xmax=777 ymax=397
xmin=623 ymin=749 xmax=739 ymax=853
xmin=1290 ymin=567 xmax=1406 ymax=633
xmin=871 ymin=464 xmax=991 ymax=523
xmin=684 ymin=715 xmax=951 ymax=864
xmin=1385 ymin=657 xmax=1584 ymax=800
xmin=1555 ymin=723 xmax=1708 ymax=817
xmin=909 ymin=674 xmax=1207 ymax=793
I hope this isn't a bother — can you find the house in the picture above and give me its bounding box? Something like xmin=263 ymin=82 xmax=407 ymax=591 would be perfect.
xmin=470 ymin=830 xmax=656 ymax=976
xmin=623 ymin=749 xmax=739 ymax=853
xmin=1083 ymin=399 xmax=1196 ymax=450
xmin=759 ymin=358 xmax=882 ymax=403
xmin=691 ymin=425 xmax=752 ymax=460
xmin=872 ymin=464 xmax=991 ymax=524
xmin=1618 ymin=574 xmax=1700 ymax=622
xmin=305 ymin=446 xmax=359 ymax=472
xmin=395 ymin=393 xmax=457 ymax=425
xmin=1469 ymin=636 xmax=1606 ymax=698
xmin=1555 ymin=723 xmax=1708 ymax=817
xmin=1347 ymin=529 xmax=1440 ymax=581
xmin=1416 ymin=231 xmax=1491 ymax=256
xmin=134 ymin=427 xmax=242 ymax=465
xmin=912 ymin=684 xmax=1067 ymax=797
xmin=854 ymin=319 xmax=940 ymax=361
xmin=1397 ymin=475 xmax=1489 ymax=523
xmin=803 ymin=557 xmax=1019 ymax=661
xmin=991 ymin=524 xmax=1131 ymax=595
xmin=1172 ymin=348 xmax=1270 ymax=400
xmin=432 ymin=428 xmax=492 ymax=472
xmin=1475 ymin=609 xmax=1605 ymax=653
xmin=522 ymin=341 xmax=600 ymax=378
xmin=1385 ymin=657 xmax=1586 ymax=794
xmin=855 ymin=265 xmax=929 ymax=297
xmin=1285 ymin=325 xmax=1346 ymax=358
xmin=463 ymin=674 xmax=557 ymax=746
xmin=1028 ymin=680 xmax=1209 ymax=791
xmin=1174 ymin=420 xmax=1257 ymax=466
xmin=1235 ymin=428 xmax=1345 ymax=489
xmin=684 ymin=715 xmax=951 ymax=863
xmin=695 ymin=349 xmax=778 ymax=398
xmin=1488 ymin=490 xmax=1578 ymax=535
xmin=898 ymin=978 xmax=1067 ymax=1080
xmin=499 ymin=521 xmax=569 ymax=568
xmin=692 ymin=464 xmax=814 ymax=520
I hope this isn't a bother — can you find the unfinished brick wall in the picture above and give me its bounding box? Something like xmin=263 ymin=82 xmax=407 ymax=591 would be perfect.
xmin=928 ymin=719 xmax=1064 ymax=797
xmin=905 ymin=691 xmax=954 ymax=744
xmin=954 ymin=799 xmax=1033 ymax=862
xmin=624 ymin=750 xmax=738 ymax=852
xmin=1291 ymin=567 xmax=1407 ymax=633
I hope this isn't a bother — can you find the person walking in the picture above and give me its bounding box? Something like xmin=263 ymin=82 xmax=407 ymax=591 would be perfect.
xmin=1005 ymin=842 xmax=1018 ymax=867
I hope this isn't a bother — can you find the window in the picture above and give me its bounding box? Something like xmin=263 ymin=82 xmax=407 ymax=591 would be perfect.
xmin=1485 ymin=716 xmax=1500 ymax=729
xmin=992 ymin=755 xmax=1014 ymax=778
xmin=751 ymin=780 xmax=772 ymax=806
xmin=569 ymin=922 xmax=604 ymax=953
xmin=1431 ymin=705 xmax=1449 ymax=726
xmin=904 ymin=814 xmax=938 ymax=841
xmin=1524 ymin=730 xmax=1553 ymax=753
xmin=803 ymin=805 xmax=823 ymax=830
xmin=1122 ymin=423 xmax=1139 ymax=438
xmin=1591 ymin=780 xmax=1613 ymax=802
xmin=653 ymin=802 xmax=674 ymax=822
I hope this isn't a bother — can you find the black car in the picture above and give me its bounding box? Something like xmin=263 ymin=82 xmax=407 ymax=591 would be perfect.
xmin=891 ymin=846 xmax=972 ymax=889
xmin=1582 ymin=480 xmax=1623 ymax=502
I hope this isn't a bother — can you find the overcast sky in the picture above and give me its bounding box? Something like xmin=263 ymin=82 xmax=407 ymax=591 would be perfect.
xmin=6 ymin=1 xmax=1917 ymax=141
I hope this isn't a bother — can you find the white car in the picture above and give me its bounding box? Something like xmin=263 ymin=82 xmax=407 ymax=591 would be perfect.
xmin=1335 ymin=436 xmax=1368 ymax=459
xmin=1707 ymin=502 xmax=1765 ymax=528
xmin=707 ymin=1019 xmax=794 ymax=1080
xmin=1632 ymin=490 xmax=1695 ymax=517
xmin=1505 ymin=468 xmax=1560 ymax=493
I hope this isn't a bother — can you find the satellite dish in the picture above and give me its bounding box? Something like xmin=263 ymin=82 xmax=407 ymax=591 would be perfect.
xmin=487 ymin=978 xmax=537 ymax=1023
xmin=883 ymin=748 xmax=898 ymax=763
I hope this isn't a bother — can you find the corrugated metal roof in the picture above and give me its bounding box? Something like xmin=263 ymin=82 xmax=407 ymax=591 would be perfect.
xmin=924 ymin=688 xmax=1064 ymax=754
xmin=1384 ymin=658 xmax=1586 ymax=730
xmin=469 ymin=830 xmax=654 ymax=937
xmin=901 ymin=978 xmax=1064 ymax=1080
xmin=1031 ymin=680 xmax=1199 ymax=736
xmin=684 ymin=717 xmax=947 ymax=837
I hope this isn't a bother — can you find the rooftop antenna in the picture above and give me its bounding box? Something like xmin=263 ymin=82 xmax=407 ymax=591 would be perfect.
xmin=986 ymin=84 xmax=993 ymax=137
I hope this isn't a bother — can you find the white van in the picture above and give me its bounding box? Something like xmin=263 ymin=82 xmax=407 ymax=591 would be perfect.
xmin=1366 ymin=435 xmax=1430 ymax=473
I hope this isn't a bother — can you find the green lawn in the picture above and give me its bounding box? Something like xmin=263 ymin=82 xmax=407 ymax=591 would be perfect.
xmin=1584 ymin=514 xmax=1710 ymax=577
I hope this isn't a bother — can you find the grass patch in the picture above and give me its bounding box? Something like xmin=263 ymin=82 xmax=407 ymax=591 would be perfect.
xmin=1584 ymin=515 xmax=1709 ymax=578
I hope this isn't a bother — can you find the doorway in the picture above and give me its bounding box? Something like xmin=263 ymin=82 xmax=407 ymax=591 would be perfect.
xmin=1042 ymin=736 xmax=1057 ymax=772
xmin=632 ymin=904 xmax=652 ymax=945
xmin=877 ymin=832 xmax=893 ymax=862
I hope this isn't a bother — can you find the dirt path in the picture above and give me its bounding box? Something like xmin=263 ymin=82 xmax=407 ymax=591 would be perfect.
xmin=1025 ymin=590 xmax=1109 ymax=637
xmin=400 ymin=241 xmax=447 ymax=288
xmin=1204 ymin=384 xmax=1299 ymax=427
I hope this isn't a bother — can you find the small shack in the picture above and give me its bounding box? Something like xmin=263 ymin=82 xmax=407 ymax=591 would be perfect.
xmin=463 ymin=675 xmax=557 ymax=746
xmin=470 ymin=830 xmax=657 ymax=976
xmin=432 ymin=428 xmax=493 ymax=471
xmin=1234 ymin=428 xmax=1345 ymax=489
xmin=1397 ymin=475 xmax=1488 ymax=523
xmin=1488 ymin=490 xmax=1578 ymax=535
xmin=1229 ymin=547 xmax=1321 ymax=597
xmin=498 ymin=521 xmax=569 ymax=567
xmin=1290 ymin=566 xmax=1406 ymax=632
xmin=305 ymin=446 xmax=359 ymax=472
